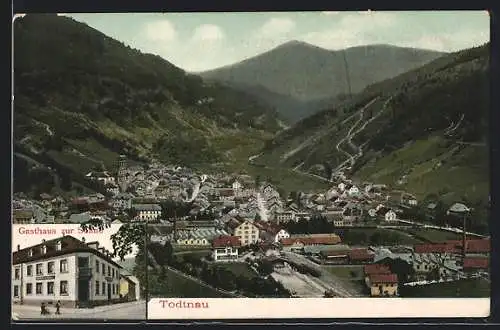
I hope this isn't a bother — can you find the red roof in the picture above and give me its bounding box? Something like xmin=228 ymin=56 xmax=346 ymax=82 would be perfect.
xmin=369 ymin=273 xmax=398 ymax=284
xmin=445 ymin=239 xmax=490 ymax=253
xmin=212 ymin=235 xmax=241 ymax=248
xmin=414 ymin=243 xmax=459 ymax=254
xmin=349 ymin=248 xmax=375 ymax=261
xmin=281 ymin=236 xmax=341 ymax=246
xmin=463 ymin=257 xmax=489 ymax=269
xmin=364 ymin=264 xmax=391 ymax=275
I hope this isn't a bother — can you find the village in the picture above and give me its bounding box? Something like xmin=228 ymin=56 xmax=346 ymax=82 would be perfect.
xmin=12 ymin=155 xmax=491 ymax=298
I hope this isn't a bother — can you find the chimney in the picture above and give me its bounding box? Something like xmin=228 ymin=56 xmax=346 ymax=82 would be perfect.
xmin=17 ymin=244 xmax=20 ymax=251
xmin=41 ymin=239 xmax=46 ymax=243
xmin=81 ymin=237 xmax=86 ymax=243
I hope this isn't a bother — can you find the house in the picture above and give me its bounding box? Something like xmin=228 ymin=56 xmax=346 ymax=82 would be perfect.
xmin=376 ymin=207 xmax=397 ymax=222
xmin=368 ymin=208 xmax=377 ymax=217
xmin=85 ymin=171 xmax=116 ymax=186
xmin=349 ymin=248 xmax=375 ymax=264
xmin=211 ymin=236 xmax=241 ymax=262
xmin=232 ymin=180 xmax=243 ymax=191
xmin=319 ymin=250 xmax=349 ymax=264
xmin=274 ymin=211 xmax=295 ymax=223
xmin=338 ymin=182 xmax=346 ymax=192
xmin=233 ymin=220 xmax=260 ymax=246
xmin=218 ymin=188 xmax=235 ymax=201
xmin=12 ymin=236 xmax=123 ymax=308
xmin=384 ymin=210 xmax=397 ymax=222
xmin=462 ymin=257 xmax=489 ymax=273
xmin=280 ymin=234 xmax=342 ymax=253
xmin=119 ymin=271 xmax=140 ymax=301
xmin=254 ymin=221 xmax=290 ymax=243
xmin=363 ymin=264 xmax=391 ymax=286
xmin=347 ymin=185 xmax=360 ymax=197
xmin=13 ymin=209 xmax=35 ymax=224
xmin=133 ymin=204 xmax=162 ymax=222
xmin=367 ymin=274 xmax=399 ymax=297
xmin=412 ymin=243 xmax=459 ymax=280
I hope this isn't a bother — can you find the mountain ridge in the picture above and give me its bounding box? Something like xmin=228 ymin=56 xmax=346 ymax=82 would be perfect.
xmin=200 ymin=41 xmax=445 ymax=122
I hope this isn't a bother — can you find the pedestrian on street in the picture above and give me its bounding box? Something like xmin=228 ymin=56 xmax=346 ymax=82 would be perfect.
xmin=55 ymin=300 xmax=61 ymax=315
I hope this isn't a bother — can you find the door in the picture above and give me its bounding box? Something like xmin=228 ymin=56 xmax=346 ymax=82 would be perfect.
xmin=107 ymin=283 xmax=111 ymax=301
xmin=78 ymin=280 xmax=89 ymax=304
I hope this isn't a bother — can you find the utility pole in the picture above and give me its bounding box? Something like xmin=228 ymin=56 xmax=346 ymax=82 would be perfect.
xmin=462 ymin=212 xmax=467 ymax=265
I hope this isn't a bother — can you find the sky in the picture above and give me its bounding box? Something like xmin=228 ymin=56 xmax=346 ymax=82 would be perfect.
xmin=12 ymin=224 xmax=139 ymax=261
xmin=17 ymin=11 xmax=490 ymax=72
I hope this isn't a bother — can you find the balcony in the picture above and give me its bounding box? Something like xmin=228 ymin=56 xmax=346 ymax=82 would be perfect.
xmin=78 ymin=267 xmax=93 ymax=279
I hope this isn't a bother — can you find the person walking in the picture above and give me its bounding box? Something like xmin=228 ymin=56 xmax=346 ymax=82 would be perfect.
xmin=55 ymin=300 xmax=61 ymax=315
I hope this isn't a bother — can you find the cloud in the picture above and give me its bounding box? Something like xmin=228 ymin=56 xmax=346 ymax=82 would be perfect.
xmin=255 ymin=17 xmax=296 ymax=38
xmin=192 ymin=24 xmax=225 ymax=42
xmin=298 ymin=12 xmax=398 ymax=49
xmin=404 ymin=30 xmax=490 ymax=52
xmin=144 ymin=19 xmax=177 ymax=42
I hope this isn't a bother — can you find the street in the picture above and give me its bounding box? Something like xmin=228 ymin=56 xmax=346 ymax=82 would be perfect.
xmin=12 ymin=300 xmax=146 ymax=321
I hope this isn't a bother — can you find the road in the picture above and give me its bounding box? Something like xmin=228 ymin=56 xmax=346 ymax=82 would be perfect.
xmin=280 ymin=251 xmax=363 ymax=297
xmin=395 ymin=219 xmax=488 ymax=238
xmin=12 ymin=300 xmax=146 ymax=320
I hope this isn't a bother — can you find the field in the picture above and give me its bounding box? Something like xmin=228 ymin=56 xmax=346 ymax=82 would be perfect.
xmin=404 ymin=228 xmax=466 ymax=243
xmin=399 ymin=278 xmax=490 ymax=298
xmin=148 ymin=267 xmax=231 ymax=298
xmin=207 ymin=132 xmax=330 ymax=196
xmin=335 ymin=228 xmax=424 ymax=246
xmin=211 ymin=262 xmax=258 ymax=279
xmin=355 ymin=137 xmax=489 ymax=205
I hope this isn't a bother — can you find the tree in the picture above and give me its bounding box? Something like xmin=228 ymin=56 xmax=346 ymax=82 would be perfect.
xmin=257 ymin=260 xmax=274 ymax=276
xmin=80 ymin=222 xmax=146 ymax=261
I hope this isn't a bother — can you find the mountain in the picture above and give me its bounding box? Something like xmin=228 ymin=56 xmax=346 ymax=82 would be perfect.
xmin=13 ymin=14 xmax=282 ymax=196
xmin=256 ymin=43 xmax=490 ymax=233
xmin=199 ymin=41 xmax=445 ymax=122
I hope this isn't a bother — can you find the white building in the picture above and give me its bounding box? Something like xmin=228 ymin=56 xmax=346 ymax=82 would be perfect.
xmin=385 ymin=210 xmax=397 ymax=222
xmin=233 ymin=220 xmax=260 ymax=246
xmin=12 ymin=236 xmax=123 ymax=308
xmin=211 ymin=236 xmax=241 ymax=262
xmin=133 ymin=204 xmax=162 ymax=222
xmin=348 ymin=186 xmax=360 ymax=196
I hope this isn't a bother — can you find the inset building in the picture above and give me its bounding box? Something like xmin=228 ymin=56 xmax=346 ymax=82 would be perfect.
xmin=12 ymin=236 xmax=124 ymax=308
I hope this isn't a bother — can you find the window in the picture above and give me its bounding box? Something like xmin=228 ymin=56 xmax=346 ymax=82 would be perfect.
xmin=56 ymin=241 xmax=62 ymax=251
xmin=102 ymin=264 xmax=105 ymax=274
xmin=112 ymin=268 xmax=115 ymax=278
xmin=26 ymin=283 xmax=33 ymax=295
xmin=36 ymin=263 xmax=43 ymax=275
xmin=36 ymin=282 xmax=43 ymax=294
xmin=95 ymin=281 xmax=100 ymax=295
xmin=41 ymin=245 xmax=47 ymax=254
xmin=108 ymin=266 xmax=111 ymax=277
xmin=14 ymin=268 xmax=20 ymax=280
xmin=27 ymin=265 xmax=33 ymax=276
xmin=102 ymin=281 xmax=106 ymax=295
xmin=60 ymin=259 xmax=68 ymax=273
xmin=47 ymin=282 xmax=54 ymax=295
xmin=28 ymin=249 xmax=33 ymax=257
xmin=96 ymin=260 xmax=100 ymax=273
xmin=60 ymin=281 xmax=68 ymax=295
xmin=112 ymin=284 xmax=115 ymax=295
xmin=47 ymin=262 xmax=55 ymax=274
xmin=13 ymin=285 xmax=19 ymax=297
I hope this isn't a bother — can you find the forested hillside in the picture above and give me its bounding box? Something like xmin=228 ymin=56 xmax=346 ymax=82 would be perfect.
xmin=13 ymin=14 xmax=281 ymax=196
